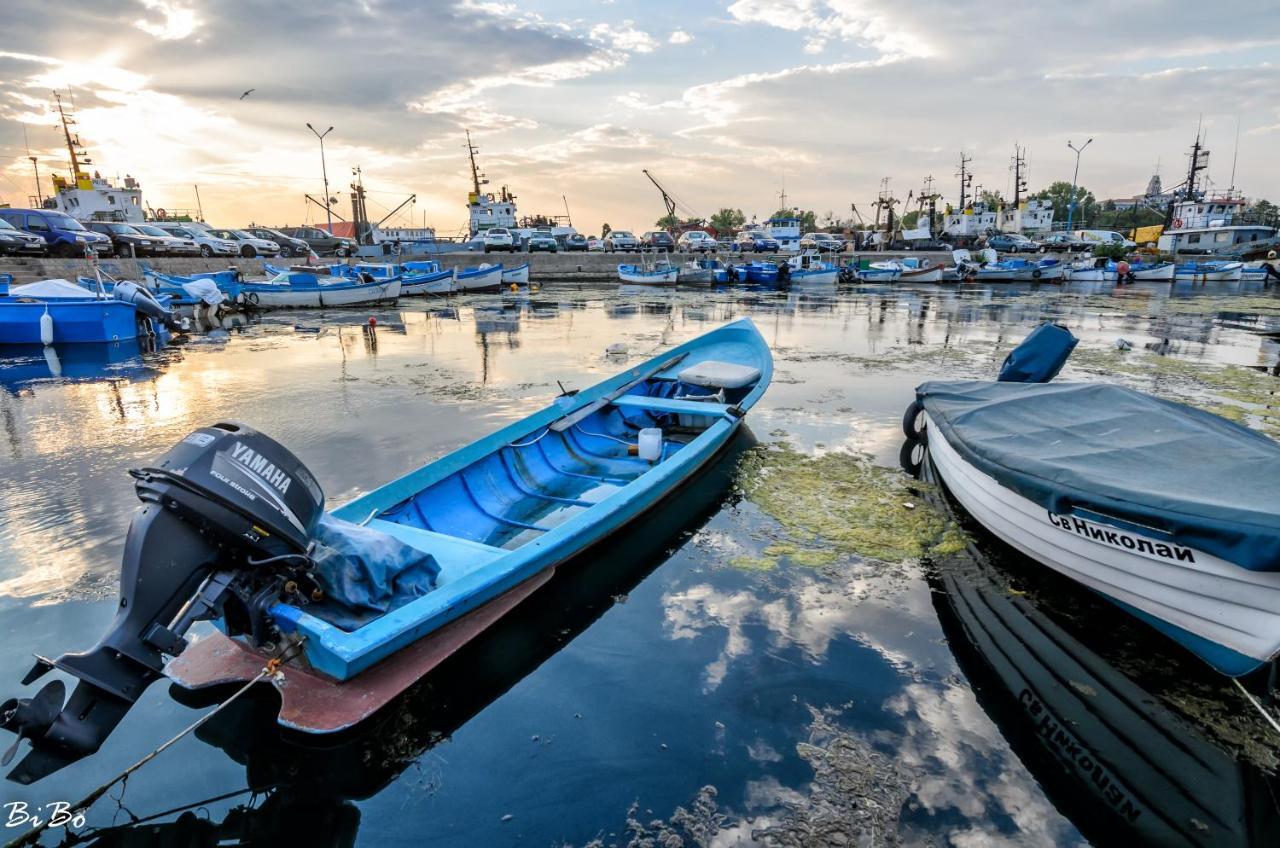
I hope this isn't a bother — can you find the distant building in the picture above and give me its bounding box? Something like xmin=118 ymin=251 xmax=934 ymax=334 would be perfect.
xmin=998 ymin=198 xmax=1054 ymax=235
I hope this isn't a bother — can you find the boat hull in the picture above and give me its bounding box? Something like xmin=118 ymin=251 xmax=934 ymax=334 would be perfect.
xmin=618 ymin=265 xmax=679 ymax=285
xmin=401 ymin=270 xmax=455 ymax=296
xmin=899 ymin=266 xmax=943 ymax=283
xmin=0 ymin=298 xmax=139 ymax=344
xmin=1175 ymin=263 xmax=1244 ymax=282
xmin=1129 ymin=263 xmax=1175 ymax=282
xmin=1065 ymin=268 xmax=1117 ymax=282
xmin=455 ymin=265 xmax=505 ymax=293
xmin=925 ymin=417 xmax=1280 ymax=676
xmin=501 ymin=263 xmax=530 ymax=285
xmin=241 ymin=279 xmax=402 ymax=309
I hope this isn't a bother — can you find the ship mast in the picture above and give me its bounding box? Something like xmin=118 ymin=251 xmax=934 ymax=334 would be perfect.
xmin=465 ymin=129 xmax=484 ymax=198
xmin=54 ymin=92 xmax=87 ymax=182
xmin=956 ymin=151 xmax=972 ymax=210
xmin=1010 ymin=144 xmax=1026 ymax=207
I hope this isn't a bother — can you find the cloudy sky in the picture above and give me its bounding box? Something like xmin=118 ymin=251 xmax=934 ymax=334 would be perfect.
xmin=1 ymin=1 xmax=1277 ymax=236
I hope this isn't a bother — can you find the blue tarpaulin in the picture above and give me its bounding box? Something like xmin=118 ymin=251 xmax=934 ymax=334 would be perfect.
xmin=308 ymin=514 xmax=441 ymax=630
xmin=998 ymin=322 xmax=1077 ymax=384
xmin=917 ymin=380 xmax=1280 ymax=571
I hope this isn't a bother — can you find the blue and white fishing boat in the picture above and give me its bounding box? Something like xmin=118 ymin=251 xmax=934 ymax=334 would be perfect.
xmin=398 ymin=261 xmax=456 ymax=296
xmin=859 ymin=263 xmax=903 ymax=283
xmin=501 ymin=263 xmax=530 ymax=286
xmin=995 ymin=258 xmax=1064 ymax=282
xmin=1175 ymin=260 xmax=1243 ymax=282
xmin=238 ymin=271 xmax=402 ymax=309
xmin=907 ymin=379 xmax=1280 ymax=678
xmin=618 ymin=261 xmax=679 ymax=286
xmin=892 ymin=258 xmax=943 ymax=283
xmin=1126 ymin=261 xmax=1176 ymax=282
xmin=787 ymin=252 xmax=840 ymax=285
xmin=455 ymin=263 xmax=505 ymax=293
xmin=0 ymin=319 xmax=772 ymax=782
xmin=1064 ymin=259 xmax=1117 ymax=282
xmin=1241 ymin=264 xmax=1269 ymax=282
xmin=743 ymin=261 xmax=781 ymax=284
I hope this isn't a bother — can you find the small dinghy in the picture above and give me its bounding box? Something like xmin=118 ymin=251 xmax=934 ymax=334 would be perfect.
xmin=0 ymin=318 xmax=771 ymax=783
xmin=905 ymin=376 xmax=1280 ymax=678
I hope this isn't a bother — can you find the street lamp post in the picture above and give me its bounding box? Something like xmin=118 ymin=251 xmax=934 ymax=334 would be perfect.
xmin=306 ymin=123 xmax=334 ymax=234
xmin=1066 ymin=138 xmax=1092 ymax=232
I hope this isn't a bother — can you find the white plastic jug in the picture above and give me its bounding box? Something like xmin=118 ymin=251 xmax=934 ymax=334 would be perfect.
xmin=638 ymin=428 xmax=663 ymax=461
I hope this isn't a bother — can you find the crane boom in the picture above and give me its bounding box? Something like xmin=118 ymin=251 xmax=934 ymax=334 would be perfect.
xmin=643 ymin=169 xmax=677 ymax=222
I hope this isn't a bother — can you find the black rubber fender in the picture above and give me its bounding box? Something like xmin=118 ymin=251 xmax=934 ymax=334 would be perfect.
xmin=902 ymin=398 xmax=927 ymax=441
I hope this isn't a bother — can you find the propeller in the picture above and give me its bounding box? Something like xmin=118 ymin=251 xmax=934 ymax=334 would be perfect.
xmin=0 ymin=681 xmax=66 ymax=766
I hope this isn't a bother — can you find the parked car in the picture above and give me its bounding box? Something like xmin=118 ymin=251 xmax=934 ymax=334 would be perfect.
xmin=482 ymin=227 xmax=516 ymax=253
xmin=800 ymin=232 xmax=844 ymax=253
xmin=987 ymin=233 xmax=1039 ymax=253
xmin=0 ymin=208 xmax=111 ymax=257
xmin=1037 ymin=233 xmax=1092 ymax=253
xmin=641 ymin=231 xmax=675 ymax=252
xmin=246 ymin=227 xmax=311 ymax=258
xmin=587 ymin=236 xmax=605 ymax=252
xmin=564 ymin=233 xmax=588 ymax=252
xmin=527 ymin=228 xmax=559 ymax=253
xmin=734 ymin=231 xmax=780 ymax=253
xmin=677 ymin=231 xmax=718 ymax=252
xmin=133 ymin=224 xmax=200 ymax=256
xmin=278 ymin=226 xmax=356 ymax=257
xmin=1074 ymin=230 xmax=1137 ymax=249
xmin=206 ymin=228 xmax=280 ymax=258
xmin=604 ymin=230 xmax=640 ymax=252
xmin=153 ymin=222 xmax=239 ymax=257
xmin=85 ymin=221 xmax=167 ymax=257
xmin=0 ymin=216 xmax=48 ymax=256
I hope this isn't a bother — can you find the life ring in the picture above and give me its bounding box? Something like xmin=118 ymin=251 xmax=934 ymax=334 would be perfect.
xmin=1032 ymin=268 xmax=1042 ymax=279
xmin=155 ymin=208 xmax=167 ymax=220
xmin=1173 ymin=218 xmax=1183 ymax=228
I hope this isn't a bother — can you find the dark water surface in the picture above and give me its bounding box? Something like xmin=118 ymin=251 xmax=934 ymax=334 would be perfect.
xmin=2 ymin=279 xmax=1280 ymax=847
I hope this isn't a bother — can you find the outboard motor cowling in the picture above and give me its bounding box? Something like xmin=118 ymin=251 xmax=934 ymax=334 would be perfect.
xmin=1 ymin=422 xmax=324 ymax=783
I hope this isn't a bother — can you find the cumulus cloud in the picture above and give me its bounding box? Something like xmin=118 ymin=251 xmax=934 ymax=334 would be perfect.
xmin=133 ymin=0 xmax=200 ymax=40
xmin=669 ymin=30 xmax=694 ymax=45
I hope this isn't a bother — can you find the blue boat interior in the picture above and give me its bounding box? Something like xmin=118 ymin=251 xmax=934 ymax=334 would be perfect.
xmin=305 ymin=355 xmax=764 ymax=633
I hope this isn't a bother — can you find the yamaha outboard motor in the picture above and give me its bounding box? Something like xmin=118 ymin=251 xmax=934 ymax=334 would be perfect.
xmin=0 ymin=422 xmax=324 ymax=783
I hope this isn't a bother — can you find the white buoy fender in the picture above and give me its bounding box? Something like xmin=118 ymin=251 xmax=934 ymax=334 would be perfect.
xmin=39 ymin=310 xmax=54 ymax=345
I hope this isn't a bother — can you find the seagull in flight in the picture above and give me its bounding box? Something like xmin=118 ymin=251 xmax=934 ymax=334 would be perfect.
xmin=239 ymin=88 xmax=255 ymax=100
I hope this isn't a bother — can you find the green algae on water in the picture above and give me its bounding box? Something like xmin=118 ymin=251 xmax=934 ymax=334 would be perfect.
xmin=733 ymin=444 xmax=967 ymax=571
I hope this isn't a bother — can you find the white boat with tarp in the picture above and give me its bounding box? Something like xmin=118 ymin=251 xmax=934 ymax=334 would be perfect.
xmin=907 ymin=378 xmax=1280 ymax=677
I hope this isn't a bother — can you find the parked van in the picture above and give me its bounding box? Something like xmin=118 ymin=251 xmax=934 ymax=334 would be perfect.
xmin=1073 ymin=230 xmax=1136 ymax=249
xmin=0 ymin=208 xmax=112 ymax=257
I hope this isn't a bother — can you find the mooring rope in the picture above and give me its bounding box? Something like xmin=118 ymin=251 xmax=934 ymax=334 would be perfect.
xmin=1232 ymin=677 xmax=1280 ymax=735
xmin=5 ymin=639 xmax=305 ymax=848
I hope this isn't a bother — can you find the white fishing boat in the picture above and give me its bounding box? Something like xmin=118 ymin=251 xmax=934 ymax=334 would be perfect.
xmin=618 ymin=256 xmax=679 ymax=286
xmin=501 ymin=263 xmax=531 ymax=285
xmin=907 ymin=380 xmax=1280 ymax=678
xmin=1128 ymin=261 xmax=1176 ymax=282
xmin=787 ymin=252 xmax=840 ymax=285
xmin=997 ymin=258 xmax=1065 ymax=282
xmin=894 ymin=258 xmax=943 ymax=283
xmin=239 ymin=272 xmax=402 ymax=309
xmin=401 ymin=269 xmax=456 ymax=296
xmin=454 ymin=264 xmax=505 ymax=293
xmin=1174 ymin=261 xmax=1244 ymax=283
xmin=1064 ymin=259 xmax=1117 ymax=282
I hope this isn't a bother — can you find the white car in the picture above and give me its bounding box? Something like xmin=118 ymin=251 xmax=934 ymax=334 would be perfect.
xmin=208 ymin=228 xmax=281 ymax=258
xmin=587 ymin=236 xmax=604 ymax=252
xmin=604 ymin=230 xmax=640 ymax=252
xmin=677 ymin=230 xmax=719 ymax=252
xmin=153 ymin=222 xmax=239 ymax=257
xmin=482 ymin=227 xmax=516 ymax=253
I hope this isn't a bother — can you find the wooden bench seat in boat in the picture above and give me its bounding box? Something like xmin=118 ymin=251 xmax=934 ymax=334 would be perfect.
xmin=611 ymin=394 xmax=733 ymax=417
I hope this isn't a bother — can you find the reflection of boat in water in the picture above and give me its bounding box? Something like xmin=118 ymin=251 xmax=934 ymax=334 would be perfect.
xmin=0 ymin=339 xmax=165 ymax=392
xmin=916 ymin=449 xmax=1280 ymax=847
xmin=69 ymin=432 xmax=753 ymax=848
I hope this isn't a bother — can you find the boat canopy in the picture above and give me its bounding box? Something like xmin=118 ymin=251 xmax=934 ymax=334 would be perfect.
xmin=917 ymin=380 xmax=1280 ymax=571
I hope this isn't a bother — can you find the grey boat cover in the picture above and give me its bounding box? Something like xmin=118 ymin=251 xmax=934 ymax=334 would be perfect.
xmin=917 ymin=380 xmax=1280 ymax=571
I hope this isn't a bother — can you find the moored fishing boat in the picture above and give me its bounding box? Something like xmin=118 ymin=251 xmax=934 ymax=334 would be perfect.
xmin=997 ymin=258 xmax=1065 ymax=282
xmin=2 ymin=278 xmax=178 ymax=343
xmin=455 ymin=263 xmax=505 ymax=293
xmin=1127 ymin=261 xmax=1176 ymax=282
xmin=856 ymin=264 xmax=901 ymax=283
xmin=501 ymin=263 xmax=531 ymax=285
xmin=0 ymin=319 xmax=772 ymax=783
xmin=904 ymin=380 xmax=1280 ymax=678
xmin=238 ymin=271 xmax=402 ymax=309
xmin=893 ymin=258 xmax=943 ymax=283
xmin=618 ymin=262 xmax=679 ymax=286
xmin=1175 ymin=260 xmax=1243 ymax=282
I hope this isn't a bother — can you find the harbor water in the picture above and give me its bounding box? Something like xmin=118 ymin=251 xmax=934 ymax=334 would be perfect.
xmin=2 ymin=278 xmax=1279 ymax=846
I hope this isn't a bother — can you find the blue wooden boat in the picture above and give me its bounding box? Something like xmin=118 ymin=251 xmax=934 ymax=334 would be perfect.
xmin=1 ymin=280 xmax=143 ymax=344
xmin=0 ymin=319 xmax=772 ymax=782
